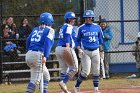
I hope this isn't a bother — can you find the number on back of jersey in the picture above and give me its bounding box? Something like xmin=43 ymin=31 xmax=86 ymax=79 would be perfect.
xmin=31 ymin=30 xmax=42 ymax=42
xmin=59 ymin=29 xmax=63 ymax=38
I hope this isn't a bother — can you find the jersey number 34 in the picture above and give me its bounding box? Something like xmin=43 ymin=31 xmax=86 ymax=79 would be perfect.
xmin=89 ymin=36 xmax=96 ymax=42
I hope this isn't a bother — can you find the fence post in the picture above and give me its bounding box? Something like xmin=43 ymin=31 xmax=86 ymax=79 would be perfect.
xmin=80 ymin=0 xmax=86 ymax=24
xmin=0 ymin=37 xmax=3 ymax=84
xmin=0 ymin=0 xmax=2 ymax=26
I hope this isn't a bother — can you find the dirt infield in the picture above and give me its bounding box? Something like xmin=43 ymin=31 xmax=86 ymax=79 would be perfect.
xmin=48 ymin=86 xmax=140 ymax=93
xmin=1 ymin=78 xmax=140 ymax=93
xmin=36 ymin=78 xmax=140 ymax=93
xmin=101 ymin=86 xmax=140 ymax=93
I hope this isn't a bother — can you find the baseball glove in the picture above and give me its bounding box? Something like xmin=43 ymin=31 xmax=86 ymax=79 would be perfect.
xmin=63 ymin=47 xmax=74 ymax=66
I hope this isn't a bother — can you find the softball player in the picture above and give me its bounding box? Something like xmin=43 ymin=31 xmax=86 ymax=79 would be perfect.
xmin=74 ymin=10 xmax=103 ymax=93
xmin=26 ymin=12 xmax=55 ymax=93
xmin=55 ymin=12 xmax=78 ymax=93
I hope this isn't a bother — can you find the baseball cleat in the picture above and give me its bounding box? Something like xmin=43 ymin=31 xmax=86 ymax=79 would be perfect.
xmin=59 ymin=81 xmax=71 ymax=93
xmin=94 ymin=90 xmax=101 ymax=93
xmin=60 ymin=91 xmax=71 ymax=93
xmin=60 ymin=88 xmax=71 ymax=93
xmin=74 ymin=87 xmax=80 ymax=93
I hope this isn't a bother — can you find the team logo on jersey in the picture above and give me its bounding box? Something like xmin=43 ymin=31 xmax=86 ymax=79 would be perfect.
xmin=81 ymin=30 xmax=86 ymax=33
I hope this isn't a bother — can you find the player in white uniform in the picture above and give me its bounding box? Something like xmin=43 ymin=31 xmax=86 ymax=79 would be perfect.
xmin=55 ymin=12 xmax=78 ymax=93
xmin=26 ymin=12 xmax=55 ymax=93
xmin=74 ymin=10 xmax=104 ymax=93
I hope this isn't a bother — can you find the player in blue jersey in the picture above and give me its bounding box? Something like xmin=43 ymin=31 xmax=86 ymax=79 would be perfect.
xmin=55 ymin=12 xmax=78 ymax=93
xmin=26 ymin=12 xmax=55 ymax=93
xmin=74 ymin=10 xmax=104 ymax=93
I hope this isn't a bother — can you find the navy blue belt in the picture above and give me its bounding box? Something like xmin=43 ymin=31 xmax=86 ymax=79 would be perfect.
xmin=61 ymin=45 xmax=66 ymax=47
xmin=85 ymin=48 xmax=97 ymax=51
xmin=59 ymin=45 xmax=73 ymax=48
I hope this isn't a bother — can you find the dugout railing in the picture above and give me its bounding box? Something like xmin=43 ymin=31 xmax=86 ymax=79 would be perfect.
xmin=0 ymin=38 xmax=61 ymax=84
xmin=106 ymin=51 xmax=138 ymax=74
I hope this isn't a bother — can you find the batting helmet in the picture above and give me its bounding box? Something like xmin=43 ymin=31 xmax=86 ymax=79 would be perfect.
xmin=40 ymin=12 xmax=54 ymax=25
xmin=83 ymin=10 xmax=95 ymax=18
xmin=137 ymin=32 xmax=140 ymax=37
xmin=64 ymin=12 xmax=76 ymax=20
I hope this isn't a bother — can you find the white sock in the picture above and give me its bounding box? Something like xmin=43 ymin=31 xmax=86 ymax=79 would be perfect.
xmin=94 ymin=87 xmax=99 ymax=91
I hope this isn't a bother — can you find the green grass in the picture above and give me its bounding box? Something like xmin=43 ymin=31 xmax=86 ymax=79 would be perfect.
xmin=1 ymin=78 xmax=140 ymax=93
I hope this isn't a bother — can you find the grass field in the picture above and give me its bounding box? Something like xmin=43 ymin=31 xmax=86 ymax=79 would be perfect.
xmin=1 ymin=78 xmax=140 ymax=93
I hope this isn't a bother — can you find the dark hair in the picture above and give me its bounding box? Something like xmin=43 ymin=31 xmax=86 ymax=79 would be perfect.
xmin=65 ymin=18 xmax=72 ymax=23
xmin=19 ymin=18 xmax=31 ymax=31
xmin=99 ymin=18 xmax=107 ymax=25
xmin=1 ymin=24 xmax=10 ymax=30
xmin=83 ymin=17 xmax=94 ymax=23
xmin=100 ymin=19 xmax=107 ymax=22
xmin=20 ymin=18 xmax=28 ymax=26
xmin=137 ymin=37 xmax=140 ymax=40
xmin=136 ymin=41 xmax=139 ymax=45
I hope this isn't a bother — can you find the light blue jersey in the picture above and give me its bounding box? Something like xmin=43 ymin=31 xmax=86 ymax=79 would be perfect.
xmin=102 ymin=26 xmax=113 ymax=52
xmin=76 ymin=23 xmax=103 ymax=50
xmin=26 ymin=26 xmax=55 ymax=58
xmin=57 ymin=23 xmax=76 ymax=48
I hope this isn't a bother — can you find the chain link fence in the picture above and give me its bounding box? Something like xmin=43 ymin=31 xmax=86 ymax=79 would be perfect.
xmin=0 ymin=0 xmax=140 ymax=83
xmin=94 ymin=0 xmax=140 ymax=65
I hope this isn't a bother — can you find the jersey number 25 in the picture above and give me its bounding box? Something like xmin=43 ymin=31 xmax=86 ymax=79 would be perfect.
xmin=31 ymin=30 xmax=42 ymax=42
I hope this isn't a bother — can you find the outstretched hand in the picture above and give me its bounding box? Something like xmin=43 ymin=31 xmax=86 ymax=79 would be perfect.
xmin=42 ymin=57 xmax=46 ymax=64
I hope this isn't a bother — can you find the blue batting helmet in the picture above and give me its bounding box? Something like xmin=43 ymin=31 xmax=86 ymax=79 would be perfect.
xmin=40 ymin=12 xmax=54 ymax=25
xmin=64 ymin=12 xmax=76 ymax=20
xmin=83 ymin=10 xmax=95 ymax=18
